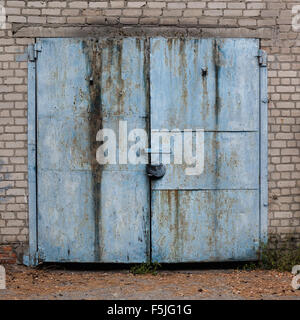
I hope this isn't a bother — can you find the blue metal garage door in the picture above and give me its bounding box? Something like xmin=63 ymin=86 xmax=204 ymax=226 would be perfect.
xmin=150 ymin=38 xmax=266 ymax=262
xmin=26 ymin=37 xmax=268 ymax=265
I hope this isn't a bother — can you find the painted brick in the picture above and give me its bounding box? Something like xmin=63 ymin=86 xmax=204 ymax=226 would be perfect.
xmin=187 ymin=2 xmax=206 ymax=9
xmin=127 ymin=2 xmax=146 ymax=8
xmin=69 ymin=2 xmax=88 ymax=9
xmin=48 ymin=2 xmax=67 ymax=8
xmin=8 ymin=1 xmax=25 ymax=8
xmin=208 ymin=3 xmax=227 ymax=9
xmin=183 ymin=9 xmax=203 ymax=17
xmin=27 ymin=1 xmax=47 ymax=8
xmin=167 ymin=3 xmax=186 ymax=9
xmin=27 ymin=16 xmax=47 ymax=23
xmin=89 ymin=2 xmax=108 ymax=9
xmin=148 ymin=2 xmax=166 ymax=9
xmin=41 ymin=9 xmax=61 ymax=15
xmin=110 ymin=1 xmax=125 ymax=8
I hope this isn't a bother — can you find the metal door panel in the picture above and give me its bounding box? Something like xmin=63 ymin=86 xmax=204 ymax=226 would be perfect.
xmin=36 ymin=38 xmax=149 ymax=263
xmin=150 ymin=38 xmax=259 ymax=131
xmin=38 ymin=116 xmax=91 ymax=171
xmin=150 ymin=38 xmax=262 ymax=262
xmin=99 ymin=171 xmax=150 ymax=262
xmin=99 ymin=38 xmax=148 ymax=118
xmin=215 ymin=38 xmax=259 ymax=131
xmin=151 ymin=131 xmax=259 ymax=190
xmin=38 ymin=170 xmax=95 ymax=262
xmin=100 ymin=115 xmax=148 ymax=172
xmin=93 ymin=38 xmax=150 ymax=262
xmin=37 ymin=39 xmax=91 ymax=119
xmin=151 ymin=190 xmax=259 ymax=262
xmin=37 ymin=39 xmax=96 ymax=262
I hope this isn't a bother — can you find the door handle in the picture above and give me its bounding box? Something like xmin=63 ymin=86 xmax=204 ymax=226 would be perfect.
xmin=143 ymin=148 xmax=167 ymax=179
xmin=146 ymin=164 xmax=166 ymax=179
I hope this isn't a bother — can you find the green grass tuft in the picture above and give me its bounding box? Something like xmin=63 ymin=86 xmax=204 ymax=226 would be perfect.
xmin=130 ymin=262 xmax=162 ymax=275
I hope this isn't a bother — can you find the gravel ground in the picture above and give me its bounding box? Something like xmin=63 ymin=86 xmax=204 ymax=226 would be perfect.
xmin=0 ymin=264 xmax=299 ymax=300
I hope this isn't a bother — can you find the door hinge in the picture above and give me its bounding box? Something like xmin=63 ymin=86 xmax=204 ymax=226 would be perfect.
xmin=258 ymin=49 xmax=267 ymax=67
xmin=28 ymin=42 xmax=42 ymax=62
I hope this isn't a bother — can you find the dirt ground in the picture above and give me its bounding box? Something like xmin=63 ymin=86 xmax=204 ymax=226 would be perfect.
xmin=0 ymin=264 xmax=299 ymax=300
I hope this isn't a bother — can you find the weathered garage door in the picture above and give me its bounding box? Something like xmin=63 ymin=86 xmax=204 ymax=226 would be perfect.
xmin=150 ymin=38 xmax=266 ymax=262
xmin=30 ymin=38 xmax=150 ymax=263
xmin=27 ymin=37 xmax=267 ymax=265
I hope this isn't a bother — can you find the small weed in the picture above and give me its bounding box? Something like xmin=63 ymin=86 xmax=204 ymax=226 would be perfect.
xmin=130 ymin=262 xmax=161 ymax=275
xmin=242 ymin=262 xmax=258 ymax=271
xmin=235 ymin=238 xmax=300 ymax=272
xmin=258 ymin=242 xmax=300 ymax=272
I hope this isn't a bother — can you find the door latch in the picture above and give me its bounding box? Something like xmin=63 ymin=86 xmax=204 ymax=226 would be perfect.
xmin=146 ymin=164 xmax=166 ymax=179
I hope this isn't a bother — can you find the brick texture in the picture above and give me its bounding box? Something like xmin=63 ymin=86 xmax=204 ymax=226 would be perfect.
xmin=0 ymin=245 xmax=17 ymax=264
xmin=0 ymin=0 xmax=300 ymax=259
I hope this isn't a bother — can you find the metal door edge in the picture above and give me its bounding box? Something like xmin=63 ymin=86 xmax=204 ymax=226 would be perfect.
xmin=25 ymin=42 xmax=39 ymax=266
xmin=259 ymin=49 xmax=268 ymax=247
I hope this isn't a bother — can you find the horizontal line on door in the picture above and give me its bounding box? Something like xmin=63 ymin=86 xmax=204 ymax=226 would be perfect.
xmin=152 ymin=189 xmax=259 ymax=191
xmin=149 ymin=130 xmax=258 ymax=133
xmin=38 ymin=169 xmax=146 ymax=172
xmin=201 ymin=130 xmax=258 ymax=133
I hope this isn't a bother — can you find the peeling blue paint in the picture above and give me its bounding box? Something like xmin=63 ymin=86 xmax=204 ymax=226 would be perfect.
xmin=27 ymin=37 xmax=267 ymax=265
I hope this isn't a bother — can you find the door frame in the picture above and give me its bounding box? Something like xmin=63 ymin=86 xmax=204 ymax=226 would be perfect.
xmin=25 ymin=37 xmax=268 ymax=266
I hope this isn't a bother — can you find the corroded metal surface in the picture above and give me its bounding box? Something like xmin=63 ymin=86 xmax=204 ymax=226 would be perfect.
xmin=150 ymin=38 xmax=261 ymax=262
xmin=32 ymin=37 xmax=265 ymax=264
xmin=151 ymin=190 xmax=259 ymax=262
xmin=150 ymin=38 xmax=259 ymax=131
xmin=37 ymin=39 xmax=96 ymax=262
xmin=36 ymin=38 xmax=149 ymax=263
